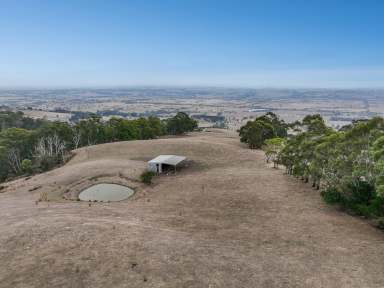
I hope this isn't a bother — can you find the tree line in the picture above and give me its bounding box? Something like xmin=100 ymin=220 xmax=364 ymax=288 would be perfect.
xmin=0 ymin=111 xmax=197 ymax=182
xmin=240 ymin=112 xmax=384 ymax=223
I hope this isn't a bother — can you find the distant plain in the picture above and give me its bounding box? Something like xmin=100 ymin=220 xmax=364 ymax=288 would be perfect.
xmin=1 ymin=87 xmax=384 ymax=129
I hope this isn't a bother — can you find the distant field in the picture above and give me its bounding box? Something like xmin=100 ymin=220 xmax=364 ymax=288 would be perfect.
xmin=1 ymin=87 xmax=384 ymax=129
xmin=20 ymin=109 xmax=71 ymax=122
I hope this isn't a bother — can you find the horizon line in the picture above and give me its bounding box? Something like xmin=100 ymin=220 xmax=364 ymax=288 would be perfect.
xmin=1 ymin=85 xmax=384 ymax=91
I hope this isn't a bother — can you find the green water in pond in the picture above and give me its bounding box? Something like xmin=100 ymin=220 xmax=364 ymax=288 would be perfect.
xmin=79 ymin=183 xmax=134 ymax=202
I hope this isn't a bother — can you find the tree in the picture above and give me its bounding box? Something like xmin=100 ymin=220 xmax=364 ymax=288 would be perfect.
xmin=263 ymin=137 xmax=285 ymax=168
xmin=239 ymin=113 xmax=287 ymax=149
xmin=37 ymin=121 xmax=73 ymax=146
xmin=277 ymin=114 xmax=384 ymax=218
xmin=0 ymin=111 xmax=45 ymax=131
xmin=258 ymin=112 xmax=288 ymax=138
xmin=166 ymin=112 xmax=197 ymax=135
xmin=239 ymin=120 xmax=275 ymax=149
xmin=75 ymin=115 xmax=105 ymax=146
xmin=0 ymin=146 xmax=8 ymax=181
xmin=302 ymin=114 xmax=329 ymax=134
xmin=0 ymin=112 xmax=196 ymax=183
xmin=0 ymin=128 xmax=34 ymax=176
xmin=72 ymin=127 xmax=81 ymax=149
xmin=135 ymin=117 xmax=158 ymax=139
xmin=372 ymin=135 xmax=384 ymax=196
xmin=7 ymin=148 xmax=22 ymax=174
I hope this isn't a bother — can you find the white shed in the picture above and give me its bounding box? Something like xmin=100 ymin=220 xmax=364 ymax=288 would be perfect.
xmin=148 ymin=155 xmax=186 ymax=174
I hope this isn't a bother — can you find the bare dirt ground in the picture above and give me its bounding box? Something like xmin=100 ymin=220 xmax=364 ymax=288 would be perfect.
xmin=1 ymin=130 xmax=384 ymax=288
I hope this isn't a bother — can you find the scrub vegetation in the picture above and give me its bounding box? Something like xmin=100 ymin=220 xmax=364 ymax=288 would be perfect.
xmin=0 ymin=111 xmax=197 ymax=183
xmin=140 ymin=171 xmax=156 ymax=185
xmin=240 ymin=112 xmax=384 ymax=222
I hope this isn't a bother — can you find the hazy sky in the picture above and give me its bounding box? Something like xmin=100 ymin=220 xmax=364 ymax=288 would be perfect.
xmin=1 ymin=0 xmax=383 ymax=88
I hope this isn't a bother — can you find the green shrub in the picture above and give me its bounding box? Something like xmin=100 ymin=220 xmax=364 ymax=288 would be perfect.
xmin=377 ymin=217 xmax=384 ymax=229
xmin=321 ymin=188 xmax=344 ymax=204
xmin=369 ymin=197 xmax=384 ymax=217
xmin=355 ymin=197 xmax=384 ymax=218
xmin=354 ymin=204 xmax=373 ymax=217
xmin=346 ymin=180 xmax=376 ymax=205
xmin=322 ymin=186 xmax=384 ymax=218
xmin=21 ymin=159 xmax=33 ymax=175
xmin=140 ymin=171 xmax=155 ymax=185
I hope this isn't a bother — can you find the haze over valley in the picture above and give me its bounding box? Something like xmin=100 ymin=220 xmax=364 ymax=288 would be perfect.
xmin=2 ymin=87 xmax=384 ymax=130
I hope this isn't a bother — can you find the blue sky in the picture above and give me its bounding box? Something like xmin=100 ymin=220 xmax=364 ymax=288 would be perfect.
xmin=0 ymin=0 xmax=383 ymax=88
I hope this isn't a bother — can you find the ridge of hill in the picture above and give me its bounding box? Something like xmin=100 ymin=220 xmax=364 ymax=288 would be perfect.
xmin=0 ymin=130 xmax=383 ymax=287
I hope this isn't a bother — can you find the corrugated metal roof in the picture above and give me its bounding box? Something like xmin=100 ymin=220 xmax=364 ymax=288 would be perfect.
xmin=148 ymin=155 xmax=186 ymax=166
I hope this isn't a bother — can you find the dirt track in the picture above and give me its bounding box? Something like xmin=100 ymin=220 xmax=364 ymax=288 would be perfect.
xmin=1 ymin=130 xmax=384 ymax=288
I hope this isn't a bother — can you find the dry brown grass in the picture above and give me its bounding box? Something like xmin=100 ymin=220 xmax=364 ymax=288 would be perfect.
xmin=0 ymin=130 xmax=384 ymax=288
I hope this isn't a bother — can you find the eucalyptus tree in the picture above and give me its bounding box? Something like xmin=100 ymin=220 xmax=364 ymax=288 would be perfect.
xmin=263 ymin=137 xmax=286 ymax=168
xmin=240 ymin=120 xmax=275 ymax=149
xmin=166 ymin=112 xmax=198 ymax=135
xmin=75 ymin=114 xmax=105 ymax=146
xmin=239 ymin=113 xmax=287 ymax=149
xmin=0 ymin=128 xmax=34 ymax=176
xmin=372 ymin=134 xmax=384 ymax=197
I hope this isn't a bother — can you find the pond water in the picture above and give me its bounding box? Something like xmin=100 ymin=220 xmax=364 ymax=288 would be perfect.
xmin=78 ymin=183 xmax=134 ymax=202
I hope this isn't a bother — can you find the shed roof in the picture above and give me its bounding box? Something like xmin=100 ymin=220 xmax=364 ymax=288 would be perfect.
xmin=148 ymin=155 xmax=186 ymax=166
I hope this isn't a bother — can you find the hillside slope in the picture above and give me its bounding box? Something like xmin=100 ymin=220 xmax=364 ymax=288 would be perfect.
xmin=0 ymin=130 xmax=384 ymax=288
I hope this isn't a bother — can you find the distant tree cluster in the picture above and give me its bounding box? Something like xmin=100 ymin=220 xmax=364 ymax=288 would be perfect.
xmin=240 ymin=113 xmax=384 ymax=222
xmin=0 ymin=111 xmax=197 ymax=183
xmin=0 ymin=111 xmax=46 ymax=131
